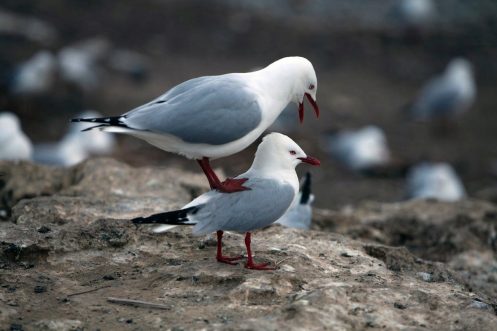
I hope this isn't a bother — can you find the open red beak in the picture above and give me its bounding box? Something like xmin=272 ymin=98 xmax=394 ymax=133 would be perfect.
xmin=298 ymin=155 xmax=321 ymax=166
xmin=298 ymin=93 xmax=320 ymax=124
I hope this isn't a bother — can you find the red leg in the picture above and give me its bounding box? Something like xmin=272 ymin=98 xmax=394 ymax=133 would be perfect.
xmin=244 ymin=232 xmax=275 ymax=270
xmin=216 ymin=230 xmax=243 ymax=265
xmin=196 ymin=157 xmax=250 ymax=193
xmin=197 ymin=157 xmax=220 ymax=189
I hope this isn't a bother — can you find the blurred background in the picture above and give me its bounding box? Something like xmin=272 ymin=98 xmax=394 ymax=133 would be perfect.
xmin=1 ymin=0 xmax=497 ymax=209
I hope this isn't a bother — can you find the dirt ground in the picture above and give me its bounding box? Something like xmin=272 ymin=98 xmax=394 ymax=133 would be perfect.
xmin=1 ymin=159 xmax=497 ymax=330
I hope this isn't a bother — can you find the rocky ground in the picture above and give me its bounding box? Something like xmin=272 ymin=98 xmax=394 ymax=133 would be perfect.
xmin=1 ymin=158 xmax=496 ymax=330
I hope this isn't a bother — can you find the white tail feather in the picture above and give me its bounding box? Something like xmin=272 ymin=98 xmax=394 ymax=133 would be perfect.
xmin=153 ymin=224 xmax=178 ymax=233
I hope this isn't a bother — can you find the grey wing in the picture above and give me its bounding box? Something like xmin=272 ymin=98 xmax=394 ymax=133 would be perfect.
xmin=122 ymin=75 xmax=262 ymax=145
xmin=424 ymin=82 xmax=460 ymax=112
xmin=191 ymin=178 xmax=295 ymax=235
xmin=414 ymin=79 xmax=460 ymax=118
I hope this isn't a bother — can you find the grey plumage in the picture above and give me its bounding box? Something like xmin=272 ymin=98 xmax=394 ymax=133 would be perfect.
xmin=131 ymin=132 xmax=320 ymax=269
xmin=410 ymin=58 xmax=476 ymax=120
xmin=94 ymin=75 xmax=262 ymax=146
xmin=135 ymin=177 xmax=295 ymax=235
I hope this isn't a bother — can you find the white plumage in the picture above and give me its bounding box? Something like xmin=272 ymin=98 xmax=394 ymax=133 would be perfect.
xmin=410 ymin=58 xmax=476 ymax=120
xmin=0 ymin=112 xmax=32 ymax=161
xmin=406 ymin=162 xmax=466 ymax=202
xmin=10 ymin=51 xmax=57 ymax=95
xmin=328 ymin=126 xmax=391 ymax=172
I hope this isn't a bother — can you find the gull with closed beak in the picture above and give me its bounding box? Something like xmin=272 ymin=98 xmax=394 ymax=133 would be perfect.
xmin=132 ymin=133 xmax=320 ymax=270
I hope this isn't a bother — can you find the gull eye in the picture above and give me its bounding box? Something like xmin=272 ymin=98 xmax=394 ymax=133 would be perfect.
xmin=290 ymin=150 xmax=296 ymax=155
xmin=308 ymin=84 xmax=315 ymax=90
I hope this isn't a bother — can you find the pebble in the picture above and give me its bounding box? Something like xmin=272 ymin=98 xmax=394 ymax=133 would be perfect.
xmin=417 ymin=272 xmax=433 ymax=282
xmin=468 ymin=299 xmax=491 ymax=310
xmin=34 ymin=285 xmax=47 ymax=293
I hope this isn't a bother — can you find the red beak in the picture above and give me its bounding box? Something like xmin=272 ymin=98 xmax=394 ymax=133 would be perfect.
xmin=298 ymin=155 xmax=321 ymax=166
xmin=298 ymin=93 xmax=320 ymax=124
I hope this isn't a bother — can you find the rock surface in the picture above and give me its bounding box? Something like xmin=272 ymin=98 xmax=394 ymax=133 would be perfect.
xmin=1 ymin=158 xmax=496 ymax=330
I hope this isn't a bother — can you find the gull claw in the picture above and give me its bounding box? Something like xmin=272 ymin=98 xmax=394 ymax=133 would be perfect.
xmin=216 ymin=255 xmax=244 ymax=265
xmin=215 ymin=178 xmax=251 ymax=193
xmin=245 ymin=261 xmax=276 ymax=270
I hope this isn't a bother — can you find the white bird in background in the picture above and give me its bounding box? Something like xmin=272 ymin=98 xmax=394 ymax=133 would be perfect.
xmin=10 ymin=50 xmax=57 ymax=95
xmin=406 ymin=162 xmax=466 ymax=202
xmin=33 ymin=135 xmax=88 ymax=167
xmin=108 ymin=49 xmax=149 ymax=82
xmin=410 ymin=58 xmax=476 ymax=121
xmin=72 ymin=57 xmax=320 ymax=193
xmin=69 ymin=111 xmax=116 ymax=155
xmin=327 ymin=126 xmax=391 ymax=172
xmin=0 ymin=112 xmax=32 ymax=161
xmin=0 ymin=9 xmax=58 ymax=45
xmin=275 ymin=172 xmax=314 ymax=230
xmin=58 ymin=38 xmax=111 ymax=91
xmin=392 ymin=0 xmax=436 ymax=30
xmin=132 ymin=133 xmax=320 ymax=270
xmin=33 ymin=111 xmax=115 ymax=166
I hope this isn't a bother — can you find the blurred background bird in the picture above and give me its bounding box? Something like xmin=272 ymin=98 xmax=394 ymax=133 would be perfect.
xmin=275 ymin=172 xmax=314 ymax=230
xmin=326 ymin=126 xmax=391 ymax=173
xmin=33 ymin=110 xmax=115 ymax=166
xmin=408 ymin=58 xmax=476 ymax=123
xmin=405 ymin=162 xmax=466 ymax=201
xmin=0 ymin=112 xmax=32 ymax=161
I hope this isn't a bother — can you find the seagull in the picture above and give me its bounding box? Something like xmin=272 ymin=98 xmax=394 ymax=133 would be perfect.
xmin=71 ymin=56 xmax=319 ymax=193
xmin=275 ymin=172 xmax=314 ymax=230
xmin=327 ymin=126 xmax=391 ymax=172
xmin=0 ymin=112 xmax=32 ymax=160
xmin=10 ymin=50 xmax=57 ymax=95
xmin=58 ymin=38 xmax=110 ymax=91
xmin=409 ymin=58 xmax=476 ymax=121
xmin=33 ymin=110 xmax=115 ymax=166
xmin=132 ymin=133 xmax=320 ymax=270
xmin=391 ymin=0 xmax=436 ymax=31
xmin=406 ymin=162 xmax=466 ymax=202
xmin=68 ymin=110 xmax=116 ymax=155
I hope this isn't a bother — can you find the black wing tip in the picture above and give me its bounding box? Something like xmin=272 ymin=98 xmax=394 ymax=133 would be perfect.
xmin=131 ymin=206 xmax=201 ymax=226
xmin=300 ymin=172 xmax=312 ymax=204
xmin=132 ymin=217 xmax=146 ymax=224
xmin=70 ymin=116 xmax=126 ymax=126
xmin=305 ymin=172 xmax=311 ymax=182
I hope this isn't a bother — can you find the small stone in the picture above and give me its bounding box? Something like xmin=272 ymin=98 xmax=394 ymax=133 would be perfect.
xmin=20 ymin=262 xmax=34 ymax=269
xmin=394 ymin=302 xmax=407 ymax=310
xmin=34 ymin=285 xmax=47 ymax=293
xmin=37 ymin=226 xmax=51 ymax=233
xmin=468 ymin=299 xmax=491 ymax=310
xmin=341 ymin=252 xmax=353 ymax=257
xmin=10 ymin=324 xmax=23 ymax=331
xmin=417 ymin=272 xmax=433 ymax=282
xmin=126 ymin=319 xmax=133 ymax=324
xmin=103 ymin=275 xmax=115 ymax=280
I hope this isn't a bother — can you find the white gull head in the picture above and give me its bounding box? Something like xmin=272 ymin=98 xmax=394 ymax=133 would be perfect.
xmin=445 ymin=58 xmax=474 ymax=86
xmin=249 ymin=132 xmax=320 ymax=176
xmin=256 ymin=57 xmax=319 ymax=123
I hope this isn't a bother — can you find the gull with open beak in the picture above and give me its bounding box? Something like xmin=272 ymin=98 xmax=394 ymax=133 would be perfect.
xmin=72 ymin=57 xmax=319 ymax=193
xmin=132 ymin=133 xmax=320 ymax=270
